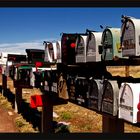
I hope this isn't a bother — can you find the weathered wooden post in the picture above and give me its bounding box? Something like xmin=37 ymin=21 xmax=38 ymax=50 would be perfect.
xmin=41 ymin=93 xmax=53 ymax=133
xmin=102 ymin=115 xmax=124 ymax=133
xmin=15 ymin=87 xmax=22 ymax=113
xmin=2 ymin=74 xmax=7 ymax=96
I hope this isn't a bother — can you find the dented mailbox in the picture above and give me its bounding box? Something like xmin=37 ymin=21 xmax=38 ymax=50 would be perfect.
xmin=86 ymin=32 xmax=102 ymax=62
xmin=101 ymin=80 xmax=119 ymax=116
xmin=88 ymin=78 xmax=103 ymax=111
xmin=101 ymin=28 xmax=122 ymax=60
xmin=121 ymin=16 xmax=140 ymax=57
xmin=75 ymin=34 xmax=88 ymax=63
xmin=118 ymin=83 xmax=140 ymax=123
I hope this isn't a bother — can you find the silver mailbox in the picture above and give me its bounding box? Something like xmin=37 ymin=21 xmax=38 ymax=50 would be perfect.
xmin=121 ymin=16 xmax=140 ymax=57
xmin=118 ymin=83 xmax=140 ymax=123
xmin=76 ymin=35 xmax=88 ymax=63
xmin=88 ymin=78 xmax=103 ymax=111
xmin=101 ymin=80 xmax=119 ymax=116
xmin=86 ymin=32 xmax=102 ymax=62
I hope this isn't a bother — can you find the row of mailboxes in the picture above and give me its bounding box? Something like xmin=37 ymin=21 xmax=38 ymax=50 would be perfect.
xmin=67 ymin=76 xmax=120 ymax=116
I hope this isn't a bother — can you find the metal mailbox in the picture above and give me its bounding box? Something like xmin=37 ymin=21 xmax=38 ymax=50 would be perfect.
xmin=118 ymin=83 xmax=140 ymax=123
xmin=44 ymin=41 xmax=61 ymax=63
xmin=86 ymin=32 xmax=102 ymax=62
xmin=121 ymin=16 xmax=140 ymax=57
xmin=61 ymin=33 xmax=78 ymax=65
xmin=101 ymin=80 xmax=119 ymax=116
xmin=14 ymin=64 xmax=33 ymax=88
xmin=75 ymin=77 xmax=89 ymax=107
xmin=26 ymin=49 xmax=44 ymax=64
xmin=75 ymin=34 xmax=88 ymax=63
xmin=101 ymin=28 xmax=121 ymax=61
xmin=88 ymin=78 xmax=103 ymax=111
xmin=67 ymin=75 xmax=77 ymax=103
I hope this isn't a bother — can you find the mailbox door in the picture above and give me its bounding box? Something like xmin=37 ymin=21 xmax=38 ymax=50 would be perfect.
xmin=67 ymin=75 xmax=76 ymax=103
xmin=101 ymin=80 xmax=114 ymax=115
xmin=88 ymin=79 xmax=99 ymax=110
xmin=76 ymin=35 xmax=87 ymax=63
xmin=102 ymin=29 xmax=113 ymax=60
xmin=119 ymin=84 xmax=133 ymax=123
xmin=75 ymin=77 xmax=88 ymax=107
xmin=44 ymin=70 xmax=52 ymax=92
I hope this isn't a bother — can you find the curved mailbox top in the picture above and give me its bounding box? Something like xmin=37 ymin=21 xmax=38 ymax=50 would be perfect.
xmin=121 ymin=16 xmax=140 ymax=56
xmin=101 ymin=28 xmax=121 ymax=60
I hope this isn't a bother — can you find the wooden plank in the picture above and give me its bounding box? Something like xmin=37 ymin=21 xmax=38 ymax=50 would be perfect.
xmin=15 ymin=87 xmax=22 ymax=113
xmin=41 ymin=93 xmax=53 ymax=133
xmin=102 ymin=115 xmax=124 ymax=133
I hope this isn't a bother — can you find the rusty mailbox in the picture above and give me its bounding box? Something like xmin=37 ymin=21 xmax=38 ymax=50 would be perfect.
xmin=121 ymin=16 xmax=140 ymax=57
xmin=101 ymin=80 xmax=119 ymax=116
xmin=86 ymin=32 xmax=102 ymax=62
xmin=101 ymin=27 xmax=122 ymax=61
xmin=118 ymin=83 xmax=140 ymax=123
xmin=88 ymin=78 xmax=103 ymax=111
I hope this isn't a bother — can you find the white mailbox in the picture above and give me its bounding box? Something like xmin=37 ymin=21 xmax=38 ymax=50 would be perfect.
xmin=75 ymin=35 xmax=88 ymax=63
xmin=101 ymin=80 xmax=119 ymax=116
xmin=121 ymin=16 xmax=140 ymax=56
xmin=86 ymin=32 xmax=102 ymax=62
xmin=118 ymin=83 xmax=140 ymax=123
xmin=44 ymin=41 xmax=61 ymax=63
xmin=88 ymin=78 xmax=103 ymax=111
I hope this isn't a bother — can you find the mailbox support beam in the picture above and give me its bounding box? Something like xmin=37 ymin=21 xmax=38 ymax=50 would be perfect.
xmin=2 ymin=74 xmax=7 ymax=96
xmin=41 ymin=93 xmax=53 ymax=133
xmin=102 ymin=115 xmax=124 ymax=133
xmin=15 ymin=87 xmax=22 ymax=113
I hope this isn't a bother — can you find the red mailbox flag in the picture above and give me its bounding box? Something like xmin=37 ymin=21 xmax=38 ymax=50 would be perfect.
xmin=35 ymin=61 xmax=43 ymax=72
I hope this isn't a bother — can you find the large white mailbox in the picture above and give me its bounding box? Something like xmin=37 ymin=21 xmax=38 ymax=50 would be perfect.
xmin=75 ymin=35 xmax=88 ymax=63
xmin=121 ymin=16 xmax=140 ymax=57
xmin=118 ymin=83 xmax=140 ymax=123
xmin=101 ymin=80 xmax=119 ymax=116
xmin=86 ymin=32 xmax=102 ymax=62
xmin=88 ymin=78 xmax=103 ymax=111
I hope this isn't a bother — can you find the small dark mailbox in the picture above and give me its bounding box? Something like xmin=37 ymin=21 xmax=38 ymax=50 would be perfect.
xmin=101 ymin=27 xmax=121 ymax=61
xmin=61 ymin=33 xmax=78 ymax=65
xmin=75 ymin=34 xmax=88 ymax=63
xmin=26 ymin=49 xmax=44 ymax=64
xmin=101 ymin=80 xmax=119 ymax=116
xmin=14 ymin=64 xmax=33 ymax=88
xmin=67 ymin=75 xmax=77 ymax=103
xmin=86 ymin=32 xmax=102 ymax=62
xmin=121 ymin=16 xmax=140 ymax=57
xmin=75 ymin=77 xmax=89 ymax=107
xmin=88 ymin=78 xmax=103 ymax=111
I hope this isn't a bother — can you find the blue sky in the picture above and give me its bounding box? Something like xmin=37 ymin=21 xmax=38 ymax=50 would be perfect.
xmin=0 ymin=8 xmax=140 ymax=54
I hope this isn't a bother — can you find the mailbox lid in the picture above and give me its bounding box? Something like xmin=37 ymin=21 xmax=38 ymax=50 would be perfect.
xmin=76 ymin=35 xmax=88 ymax=63
xmin=121 ymin=17 xmax=140 ymax=56
xmin=102 ymin=28 xmax=121 ymax=60
xmin=86 ymin=32 xmax=102 ymax=62
xmin=88 ymin=78 xmax=103 ymax=111
xmin=119 ymin=83 xmax=140 ymax=123
xmin=101 ymin=80 xmax=119 ymax=116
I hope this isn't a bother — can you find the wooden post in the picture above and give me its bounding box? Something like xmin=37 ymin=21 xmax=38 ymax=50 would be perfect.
xmin=102 ymin=115 xmax=124 ymax=133
xmin=15 ymin=87 xmax=22 ymax=113
xmin=125 ymin=66 xmax=129 ymax=77
xmin=2 ymin=74 xmax=7 ymax=96
xmin=41 ymin=93 xmax=53 ymax=133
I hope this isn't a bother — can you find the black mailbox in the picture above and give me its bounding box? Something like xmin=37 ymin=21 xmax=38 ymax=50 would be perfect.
xmin=75 ymin=77 xmax=89 ymax=107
